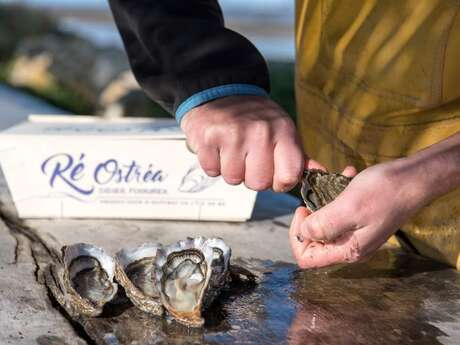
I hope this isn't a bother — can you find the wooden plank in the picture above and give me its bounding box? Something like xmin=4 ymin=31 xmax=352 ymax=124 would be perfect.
xmin=0 ymin=219 xmax=88 ymax=345
xmin=42 ymin=249 xmax=460 ymax=345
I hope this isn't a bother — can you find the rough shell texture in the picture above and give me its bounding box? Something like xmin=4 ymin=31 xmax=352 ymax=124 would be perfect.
xmin=59 ymin=243 xmax=118 ymax=317
xmin=202 ymin=238 xmax=231 ymax=309
xmin=301 ymin=169 xmax=352 ymax=212
xmin=114 ymin=243 xmax=163 ymax=316
xmin=155 ymin=237 xmax=216 ymax=327
xmin=46 ymin=238 xmax=235 ymax=326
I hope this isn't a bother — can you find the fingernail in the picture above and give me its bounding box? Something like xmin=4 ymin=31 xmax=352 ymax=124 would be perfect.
xmin=226 ymin=178 xmax=242 ymax=185
xmin=205 ymin=170 xmax=220 ymax=177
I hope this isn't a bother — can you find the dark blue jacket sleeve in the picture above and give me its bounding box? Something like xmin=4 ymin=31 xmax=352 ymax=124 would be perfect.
xmin=108 ymin=0 xmax=270 ymax=114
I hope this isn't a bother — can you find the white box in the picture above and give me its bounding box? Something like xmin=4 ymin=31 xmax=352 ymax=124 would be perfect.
xmin=0 ymin=115 xmax=257 ymax=221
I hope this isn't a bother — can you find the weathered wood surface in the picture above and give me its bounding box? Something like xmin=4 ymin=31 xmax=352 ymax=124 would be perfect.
xmin=0 ymin=216 xmax=88 ymax=345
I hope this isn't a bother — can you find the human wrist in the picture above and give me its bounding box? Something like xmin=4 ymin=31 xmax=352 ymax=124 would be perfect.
xmin=394 ymin=140 xmax=460 ymax=207
xmin=379 ymin=156 xmax=437 ymax=212
xmin=175 ymin=84 xmax=269 ymax=124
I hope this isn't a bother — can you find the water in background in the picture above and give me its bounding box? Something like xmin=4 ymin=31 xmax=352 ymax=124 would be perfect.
xmin=9 ymin=0 xmax=295 ymax=61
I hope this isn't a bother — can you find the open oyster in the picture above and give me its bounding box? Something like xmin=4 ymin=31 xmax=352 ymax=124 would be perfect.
xmin=115 ymin=243 xmax=163 ymax=316
xmin=301 ymin=169 xmax=352 ymax=212
xmin=155 ymin=237 xmax=230 ymax=327
xmin=44 ymin=238 xmax=249 ymax=327
xmin=47 ymin=243 xmax=118 ymax=318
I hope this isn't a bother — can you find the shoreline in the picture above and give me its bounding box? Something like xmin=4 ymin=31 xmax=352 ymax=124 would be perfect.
xmin=44 ymin=5 xmax=295 ymax=40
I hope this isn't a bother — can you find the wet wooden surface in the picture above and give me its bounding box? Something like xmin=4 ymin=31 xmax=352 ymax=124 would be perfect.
xmin=1 ymin=169 xmax=460 ymax=344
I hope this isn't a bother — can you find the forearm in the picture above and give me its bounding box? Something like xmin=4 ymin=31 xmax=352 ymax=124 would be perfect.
xmin=401 ymin=131 xmax=460 ymax=204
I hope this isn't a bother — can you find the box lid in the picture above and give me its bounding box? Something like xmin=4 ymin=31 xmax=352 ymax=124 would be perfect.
xmin=1 ymin=115 xmax=185 ymax=140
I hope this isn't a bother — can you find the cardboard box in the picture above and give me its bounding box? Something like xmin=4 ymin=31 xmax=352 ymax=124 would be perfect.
xmin=0 ymin=115 xmax=257 ymax=221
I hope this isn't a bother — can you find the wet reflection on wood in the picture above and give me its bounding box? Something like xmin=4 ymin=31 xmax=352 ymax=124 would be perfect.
xmin=54 ymin=248 xmax=459 ymax=345
xmin=287 ymin=249 xmax=459 ymax=345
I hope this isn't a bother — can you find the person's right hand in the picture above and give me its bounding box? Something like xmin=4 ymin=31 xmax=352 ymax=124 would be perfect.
xmin=181 ymin=95 xmax=304 ymax=192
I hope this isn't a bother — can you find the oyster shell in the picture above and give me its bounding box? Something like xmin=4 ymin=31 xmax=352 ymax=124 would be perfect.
xmin=115 ymin=243 xmax=163 ymax=316
xmin=301 ymin=169 xmax=352 ymax=212
xmin=155 ymin=237 xmax=217 ymax=327
xmin=298 ymin=169 xmax=353 ymax=242
xmin=44 ymin=238 xmax=244 ymax=327
xmin=49 ymin=243 xmax=118 ymax=317
xmin=203 ymin=237 xmax=231 ymax=308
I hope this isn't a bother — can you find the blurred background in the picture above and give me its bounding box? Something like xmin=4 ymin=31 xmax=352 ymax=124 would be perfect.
xmin=0 ymin=0 xmax=296 ymax=128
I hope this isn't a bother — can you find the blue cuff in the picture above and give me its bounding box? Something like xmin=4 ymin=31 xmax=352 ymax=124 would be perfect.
xmin=175 ymin=83 xmax=268 ymax=123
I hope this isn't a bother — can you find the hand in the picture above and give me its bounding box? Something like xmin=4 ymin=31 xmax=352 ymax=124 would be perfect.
xmin=289 ymin=160 xmax=430 ymax=269
xmin=181 ymin=95 xmax=304 ymax=192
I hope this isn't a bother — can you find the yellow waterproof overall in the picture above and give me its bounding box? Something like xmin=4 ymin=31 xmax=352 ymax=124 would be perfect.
xmin=295 ymin=0 xmax=460 ymax=269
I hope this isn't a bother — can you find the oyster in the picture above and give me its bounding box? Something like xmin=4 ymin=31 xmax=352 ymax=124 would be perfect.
xmin=298 ymin=169 xmax=352 ymax=242
xmin=48 ymin=243 xmax=118 ymax=318
xmin=203 ymin=238 xmax=231 ymax=308
xmin=115 ymin=243 xmax=163 ymax=315
xmin=44 ymin=238 xmax=247 ymax=327
xmin=155 ymin=237 xmax=230 ymax=327
xmin=301 ymin=169 xmax=352 ymax=212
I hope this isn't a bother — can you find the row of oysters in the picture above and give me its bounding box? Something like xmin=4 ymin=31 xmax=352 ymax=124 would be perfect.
xmin=45 ymin=237 xmax=232 ymax=327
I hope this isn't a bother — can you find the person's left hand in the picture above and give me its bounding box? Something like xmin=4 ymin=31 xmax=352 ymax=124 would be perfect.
xmin=289 ymin=159 xmax=430 ymax=269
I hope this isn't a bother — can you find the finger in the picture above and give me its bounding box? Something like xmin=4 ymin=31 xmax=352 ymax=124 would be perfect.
xmin=289 ymin=207 xmax=312 ymax=262
xmin=299 ymin=199 xmax=357 ymax=242
xmin=296 ymin=237 xmax=353 ymax=268
xmin=272 ymin=139 xmax=304 ymax=192
xmin=185 ymin=140 xmax=197 ymax=154
xmin=352 ymin=224 xmax=394 ymax=259
xmin=341 ymin=165 xmax=358 ymax=178
xmin=305 ymin=157 xmax=327 ymax=171
xmin=220 ymin=147 xmax=246 ymax=185
xmin=197 ymin=146 xmax=221 ymax=177
xmin=244 ymin=148 xmax=274 ymax=191
xmin=289 ymin=206 xmax=311 ymax=242
xmin=297 ymin=228 xmax=378 ymax=269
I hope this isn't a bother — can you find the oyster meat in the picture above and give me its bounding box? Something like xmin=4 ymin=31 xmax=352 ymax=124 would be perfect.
xmin=115 ymin=243 xmax=163 ymax=316
xmin=155 ymin=237 xmax=230 ymax=327
xmin=301 ymin=169 xmax=352 ymax=212
xmin=47 ymin=243 xmax=118 ymax=318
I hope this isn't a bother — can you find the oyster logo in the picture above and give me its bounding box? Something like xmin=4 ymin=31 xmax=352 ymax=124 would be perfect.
xmin=178 ymin=163 xmax=218 ymax=193
xmin=41 ymin=153 xmax=167 ymax=196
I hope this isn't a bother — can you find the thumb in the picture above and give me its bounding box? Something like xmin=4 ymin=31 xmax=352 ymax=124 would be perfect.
xmin=304 ymin=156 xmax=327 ymax=171
xmin=299 ymin=201 xmax=357 ymax=242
